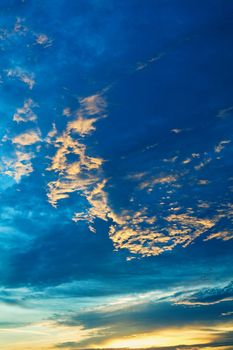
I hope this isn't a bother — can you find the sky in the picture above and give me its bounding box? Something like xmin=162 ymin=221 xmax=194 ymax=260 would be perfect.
xmin=0 ymin=0 xmax=233 ymax=349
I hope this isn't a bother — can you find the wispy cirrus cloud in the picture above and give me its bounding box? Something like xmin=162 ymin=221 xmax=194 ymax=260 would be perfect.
xmin=173 ymin=281 xmax=233 ymax=306
xmin=5 ymin=67 xmax=35 ymax=89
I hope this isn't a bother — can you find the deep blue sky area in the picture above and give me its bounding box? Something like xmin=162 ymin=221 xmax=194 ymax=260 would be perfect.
xmin=0 ymin=1 xmax=232 ymax=349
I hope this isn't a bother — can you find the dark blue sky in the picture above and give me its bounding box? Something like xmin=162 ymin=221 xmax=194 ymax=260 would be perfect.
xmin=0 ymin=1 xmax=232 ymax=349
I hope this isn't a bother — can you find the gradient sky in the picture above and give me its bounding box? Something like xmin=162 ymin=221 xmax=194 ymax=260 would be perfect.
xmin=0 ymin=1 xmax=233 ymax=349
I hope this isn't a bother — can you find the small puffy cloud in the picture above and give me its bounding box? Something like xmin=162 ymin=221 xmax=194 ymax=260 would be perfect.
xmin=13 ymin=99 xmax=37 ymax=123
xmin=63 ymin=107 xmax=72 ymax=117
xmin=79 ymin=93 xmax=107 ymax=116
xmin=35 ymin=33 xmax=52 ymax=47
xmin=183 ymin=158 xmax=192 ymax=164
xmin=68 ymin=116 xmax=98 ymax=136
xmin=171 ymin=128 xmax=182 ymax=134
xmin=1 ymin=150 xmax=35 ymax=182
xmin=198 ymin=179 xmax=209 ymax=185
xmin=12 ymin=129 xmax=41 ymax=146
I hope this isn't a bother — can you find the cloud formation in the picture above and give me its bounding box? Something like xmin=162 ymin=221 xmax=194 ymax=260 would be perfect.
xmin=12 ymin=129 xmax=41 ymax=146
xmin=46 ymin=93 xmax=107 ymax=219
xmin=13 ymin=99 xmax=38 ymax=123
xmin=6 ymin=67 xmax=35 ymax=89
xmin=1 ymin=150 xmax=35 ymax=182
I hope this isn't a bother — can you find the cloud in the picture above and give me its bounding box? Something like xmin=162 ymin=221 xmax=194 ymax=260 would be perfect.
xmin=54 ymin=292 xmax=233 ymax=349
xmin=174 ymin=281 xmax=233 ymax=306
xmin=165 ymin=213 xmax=216 ymax=248
xmin=12 ymin=129 xmax=41 ymax=146
xmin=0 ymin=320 xmax=95 ymax=350
xmin=1 ymin=150 xmax=35 ymax=182
xmin=68 ymin=116 xmax=98 ymax=136
xmin=135 ymin=52 xmax=166 ymax=71
xmin=45 ymin=93 xmax=233 ymax=257
xmin=65 ymin=93 xmax=107 ymax=137
xmin=214 ymin=140 xmax=231 ymax=153
xmin=13 ymin=17 xmax=28 ymax=35
xmin=46 ymin=93 xmax=107 ymax=216
xmin=13 ymin=99 xmax=38 ymax=123
xmin=46 ymin=130 xmax=104 ymax=207
xmin=195 ymin=157 xmax=212 ymax=171
xmin=63 ymin=108 xmax=72 ymax=116
xmin=79 ymin=94 xmax=107 ymax=116
xmin=108 ymin=210 xmax=217 ymax=257
xmin=217 ymin=106 xmax=233 ymax=118
xmin=171 ymin=128 xmax=182 ymax=134
xmin=222 ymin=311 xmax=233 ymax=316
xmin=204 ymin=231 xmax=233 ymax=242
xmin=35 ymin=33 xmax=52 ymax=47
xmin=6 ymin=68 xmax=35 ymax=89
xmin=138 ymin=175 xmax=177 ymax=191
xmin=45 ymin=123 xmax=57 ymax=144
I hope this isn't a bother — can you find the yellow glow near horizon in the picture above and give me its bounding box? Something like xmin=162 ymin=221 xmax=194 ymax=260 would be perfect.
xmin=1 ymin=322 xmax=233 ymax=350
xmin=101 ymin=327 xmax=219 ymax=349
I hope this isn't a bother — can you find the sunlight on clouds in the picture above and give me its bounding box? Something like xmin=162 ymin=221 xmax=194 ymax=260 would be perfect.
xmin=204 ymin=230 xmax=233 ymax=242
xmin=12 ymin=129 xmax=41 ymax=146
xmin=68 ymin=116 xmax=98 ymax=136
xmin=46 ymin=91 xmax=233 ymax=257
xmin=0 ymin=320 xmax=96 ymax=350
xmin=101 ymin=326 xmax=223 ymax=349
xmin=165 ymin=213 xmax=216 ymax=247
xmin=108 ymin=211 xmax=216 ymax=257
xmin=79 ymin=94 xmax=107 ymax=116
xmin=13 ymin=99 xmax=38 ymax=123
xmin=67 ymin=93 xmax=107 ymax=136
xmin=46 ymin=90 xmax=233 ymax=257
xmin=47 ymin=130 xmax=104 ymax=207
xmin=1 ymin=151 xmax=35 ymax=183
xmin=46 ymin=93 xmax=107 ymax=212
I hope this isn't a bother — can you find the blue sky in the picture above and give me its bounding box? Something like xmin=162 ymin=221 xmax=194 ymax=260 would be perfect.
xmin=0 ymin=1 xmax=233 ymax=349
